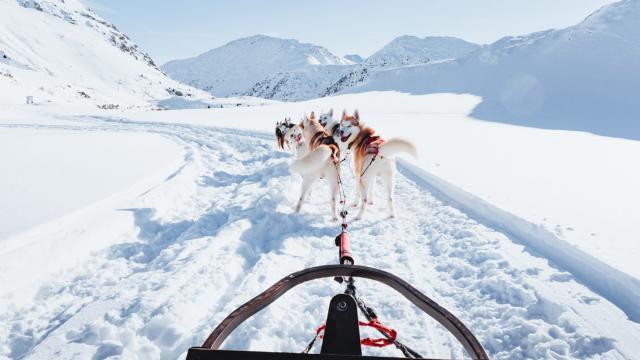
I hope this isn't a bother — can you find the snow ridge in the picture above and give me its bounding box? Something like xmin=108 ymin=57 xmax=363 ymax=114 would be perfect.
xmin=162 ymin=35 xmax=353 ymax=99
xmin=399 ymin=161 xmax=640 ymax=324
xmin=0 ymin=0 xmax=205 ymax=107
xmin=324 ymin=36 xmax=479 ymax=96
xmin=346 ymin=0 xmax=640 ymax=139
xmin=367 ymin=35 xmax=480 ymax=67
xmin=162 ymin=35 xmax=479 ymax=101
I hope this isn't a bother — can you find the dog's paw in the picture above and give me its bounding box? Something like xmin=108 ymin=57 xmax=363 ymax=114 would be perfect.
xmin=367 ymin=201 xmax=374 ymax=205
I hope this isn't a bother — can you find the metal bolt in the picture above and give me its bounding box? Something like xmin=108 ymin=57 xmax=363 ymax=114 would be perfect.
xmin=336 ymin=301 xmax=348 ymax=312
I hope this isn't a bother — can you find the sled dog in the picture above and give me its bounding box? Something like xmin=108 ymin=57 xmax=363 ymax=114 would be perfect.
xmin=281 ymin=113 xmax=341 ymax=220
xmin=276 ymin=118 xmax=307 ymax=158
xmin=338 ymin=110 xmax=417 ymax=219
xmin=318 ymin=109 xmax=350 ymax=158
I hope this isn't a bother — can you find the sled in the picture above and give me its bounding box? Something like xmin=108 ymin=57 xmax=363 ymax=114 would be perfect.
xmin=186 ymin=264 xmax=489 ymax=359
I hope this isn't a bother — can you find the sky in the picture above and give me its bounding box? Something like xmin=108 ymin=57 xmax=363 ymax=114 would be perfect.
xmin=86 ymin=0 xmax=616 ymax=65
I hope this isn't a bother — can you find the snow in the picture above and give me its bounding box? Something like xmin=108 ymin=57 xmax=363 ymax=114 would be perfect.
xmin=1 ymin=0 xmax=639 ymax=359
xmin=121 ymin=91 xmax=640 ymax=320
xmin=343 ymin=54 xmax=364 ymax=63
xmin=0 ymin=127 xmax=183 ymax=240
xmin=161 ymin=35 xmax=480 ymax=102
xmin=365 ymin=36 xmax=480 ymax=67
xmin=2 ymin=103 xmax=640 ymax=359
xmin=162 ymin=35 xmax=353 ymax=99
xmin=0 ymin=0 xmax=209 ymax=109
xmin=344 ymin=0 xmax=640 ymax=139
xmin=323 ymin=36 xmax=480 ymax=97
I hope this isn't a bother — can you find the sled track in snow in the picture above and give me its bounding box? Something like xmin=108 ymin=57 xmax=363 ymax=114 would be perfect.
xmin=0 ymin=117 xmax=638 ymax=359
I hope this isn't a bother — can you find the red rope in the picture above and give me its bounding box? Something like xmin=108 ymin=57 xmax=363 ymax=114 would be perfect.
xmin=314 ymin=319 xmax=397 ymax=348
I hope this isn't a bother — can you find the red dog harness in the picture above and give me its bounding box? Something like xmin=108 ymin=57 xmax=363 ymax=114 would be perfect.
xmin=365 ymin=136 xmax=384 ymax=156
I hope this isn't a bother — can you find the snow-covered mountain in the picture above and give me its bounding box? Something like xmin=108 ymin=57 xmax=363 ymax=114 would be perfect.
xmin=344 ymin=54 xmax=364 ymax=63
xmin=345 ymin=0 xmax=640 ymax=139
xmin=366 ymin=35 xmax=480 ymax=67
xmin=243 ymin=65 xmax=347 ymax=101
xmin=0 ymin=0 xmax=202 ymax=108
xmin=162 ymin=35 xmax=353 ymax=99
xmin=162 ymin=35 xmax=480 ymax=101
xmin=324 ymin=36 xmax=480 ymax=96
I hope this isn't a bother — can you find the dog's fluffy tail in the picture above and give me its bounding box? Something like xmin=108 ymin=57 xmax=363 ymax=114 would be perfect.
xmin=290 ymin=145 xmax=332 ymax=175
xmin=379 ymin=138 xmax=418 ymax=159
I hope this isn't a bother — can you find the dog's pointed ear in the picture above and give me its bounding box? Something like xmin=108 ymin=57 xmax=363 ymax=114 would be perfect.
xmin=353 ymin=109 xmax=359 ymax=121
xmin=310 ymin=111 xmax=315 ymax=119
xmin=342 ymin=109 xmax=347 ymax=120
xmin=329 ymin=108 xmax=333 ymax=116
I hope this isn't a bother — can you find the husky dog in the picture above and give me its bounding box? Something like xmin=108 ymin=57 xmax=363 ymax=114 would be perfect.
xmin=289 ymin=112 xmax=341 ymax=220
xmin=318 ymin=109 xmax=339 ymax=135
xmin=318 ymin=109 xmax=349 ymax=157
xmin=276 ymin=118 xmax=307 ymax=158
xmin=338 ymin=110 xmax=417 ymax=220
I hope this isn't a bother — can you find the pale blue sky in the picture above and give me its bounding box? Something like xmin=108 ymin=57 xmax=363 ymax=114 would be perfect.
xmin=86 ymin=0 xmax=616 ymax=65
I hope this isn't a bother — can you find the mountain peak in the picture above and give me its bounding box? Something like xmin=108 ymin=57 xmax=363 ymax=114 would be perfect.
xmin=366 ymin=35 xmax=480 ymax=67
xmin=1 ymin=0 xmax=197 ymax=106
xmin=579 ymin=0 xmax=640 ymax=43
xmin=344 ymin=54 xmax=364 ymax=63
xmin=162 ymin=35 xmax=351 ymax=97
xmin=226 ymin=34 xmax=295 ymax=45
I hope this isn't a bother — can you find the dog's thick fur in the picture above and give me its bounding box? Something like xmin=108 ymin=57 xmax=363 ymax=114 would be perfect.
xmin=276 ymin=118 xmax=307 ymax=158
xmin=338 ymin=110 xmax=417 ymax=219
xmin=287 ymin=112 xmax=342 ymax=220
xmin=318 ymin=109 xmax=350 ymax=158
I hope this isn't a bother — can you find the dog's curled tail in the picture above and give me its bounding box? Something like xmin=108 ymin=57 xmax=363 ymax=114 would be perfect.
xmin=379 ymin=138 xmax=418 ymax=159
xmin=290 ymin=145 xmax=332 ymax=175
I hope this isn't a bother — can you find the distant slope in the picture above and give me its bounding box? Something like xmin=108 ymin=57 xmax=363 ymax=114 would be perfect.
xmin=162 ymin=35 xmax=353 ymax=99
xmin=344 ymin=54 xmax=364 ymax=63
xmin=367 ymin=35 xmax=480 ymax=67
xmin=345 ymin=0 xmax=640 ymax=139
xmin=244 ymin=65 xmax=347 ymax=102
xmin=325 ymin=36 xmax=480 ymax=96
xmin=0 ymin=0 xmax=202 ymax=108
xmin=162 ymin=34 xmax=480 ymax=102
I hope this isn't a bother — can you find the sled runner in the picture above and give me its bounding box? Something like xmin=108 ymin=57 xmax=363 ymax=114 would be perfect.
xmin=187 ymin=231 xmax=489 ymax=359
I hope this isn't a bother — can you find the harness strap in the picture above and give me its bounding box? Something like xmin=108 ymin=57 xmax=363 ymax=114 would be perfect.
xmin=308 ymin=320 xmax=397 ymax=349
xmin=359 ymin=136 xmax=384 ymax=178
xmin=360 ymin=156 xmax=377 ymax=177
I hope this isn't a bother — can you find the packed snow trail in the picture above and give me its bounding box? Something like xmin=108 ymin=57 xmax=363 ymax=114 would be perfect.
xmin=0 ymin=117 xmax=638 ymax=360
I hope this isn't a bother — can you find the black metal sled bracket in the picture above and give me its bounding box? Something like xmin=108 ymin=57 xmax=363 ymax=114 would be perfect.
xmin=195 ymin=265 xmax=489 ymax=360
xmin=321 ymin=293 xmax=361 ymax=355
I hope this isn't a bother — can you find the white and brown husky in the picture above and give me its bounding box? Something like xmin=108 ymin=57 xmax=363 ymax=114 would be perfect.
xmin=338 ymin=110 xmax=417 ymax=220
xmin=276 ymin=118 xmax=307 ymax=158
xmin=318 ymin=109 xmax=350 ymax=158
xmin=278 ymin=113 xmax=341 ymax=220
